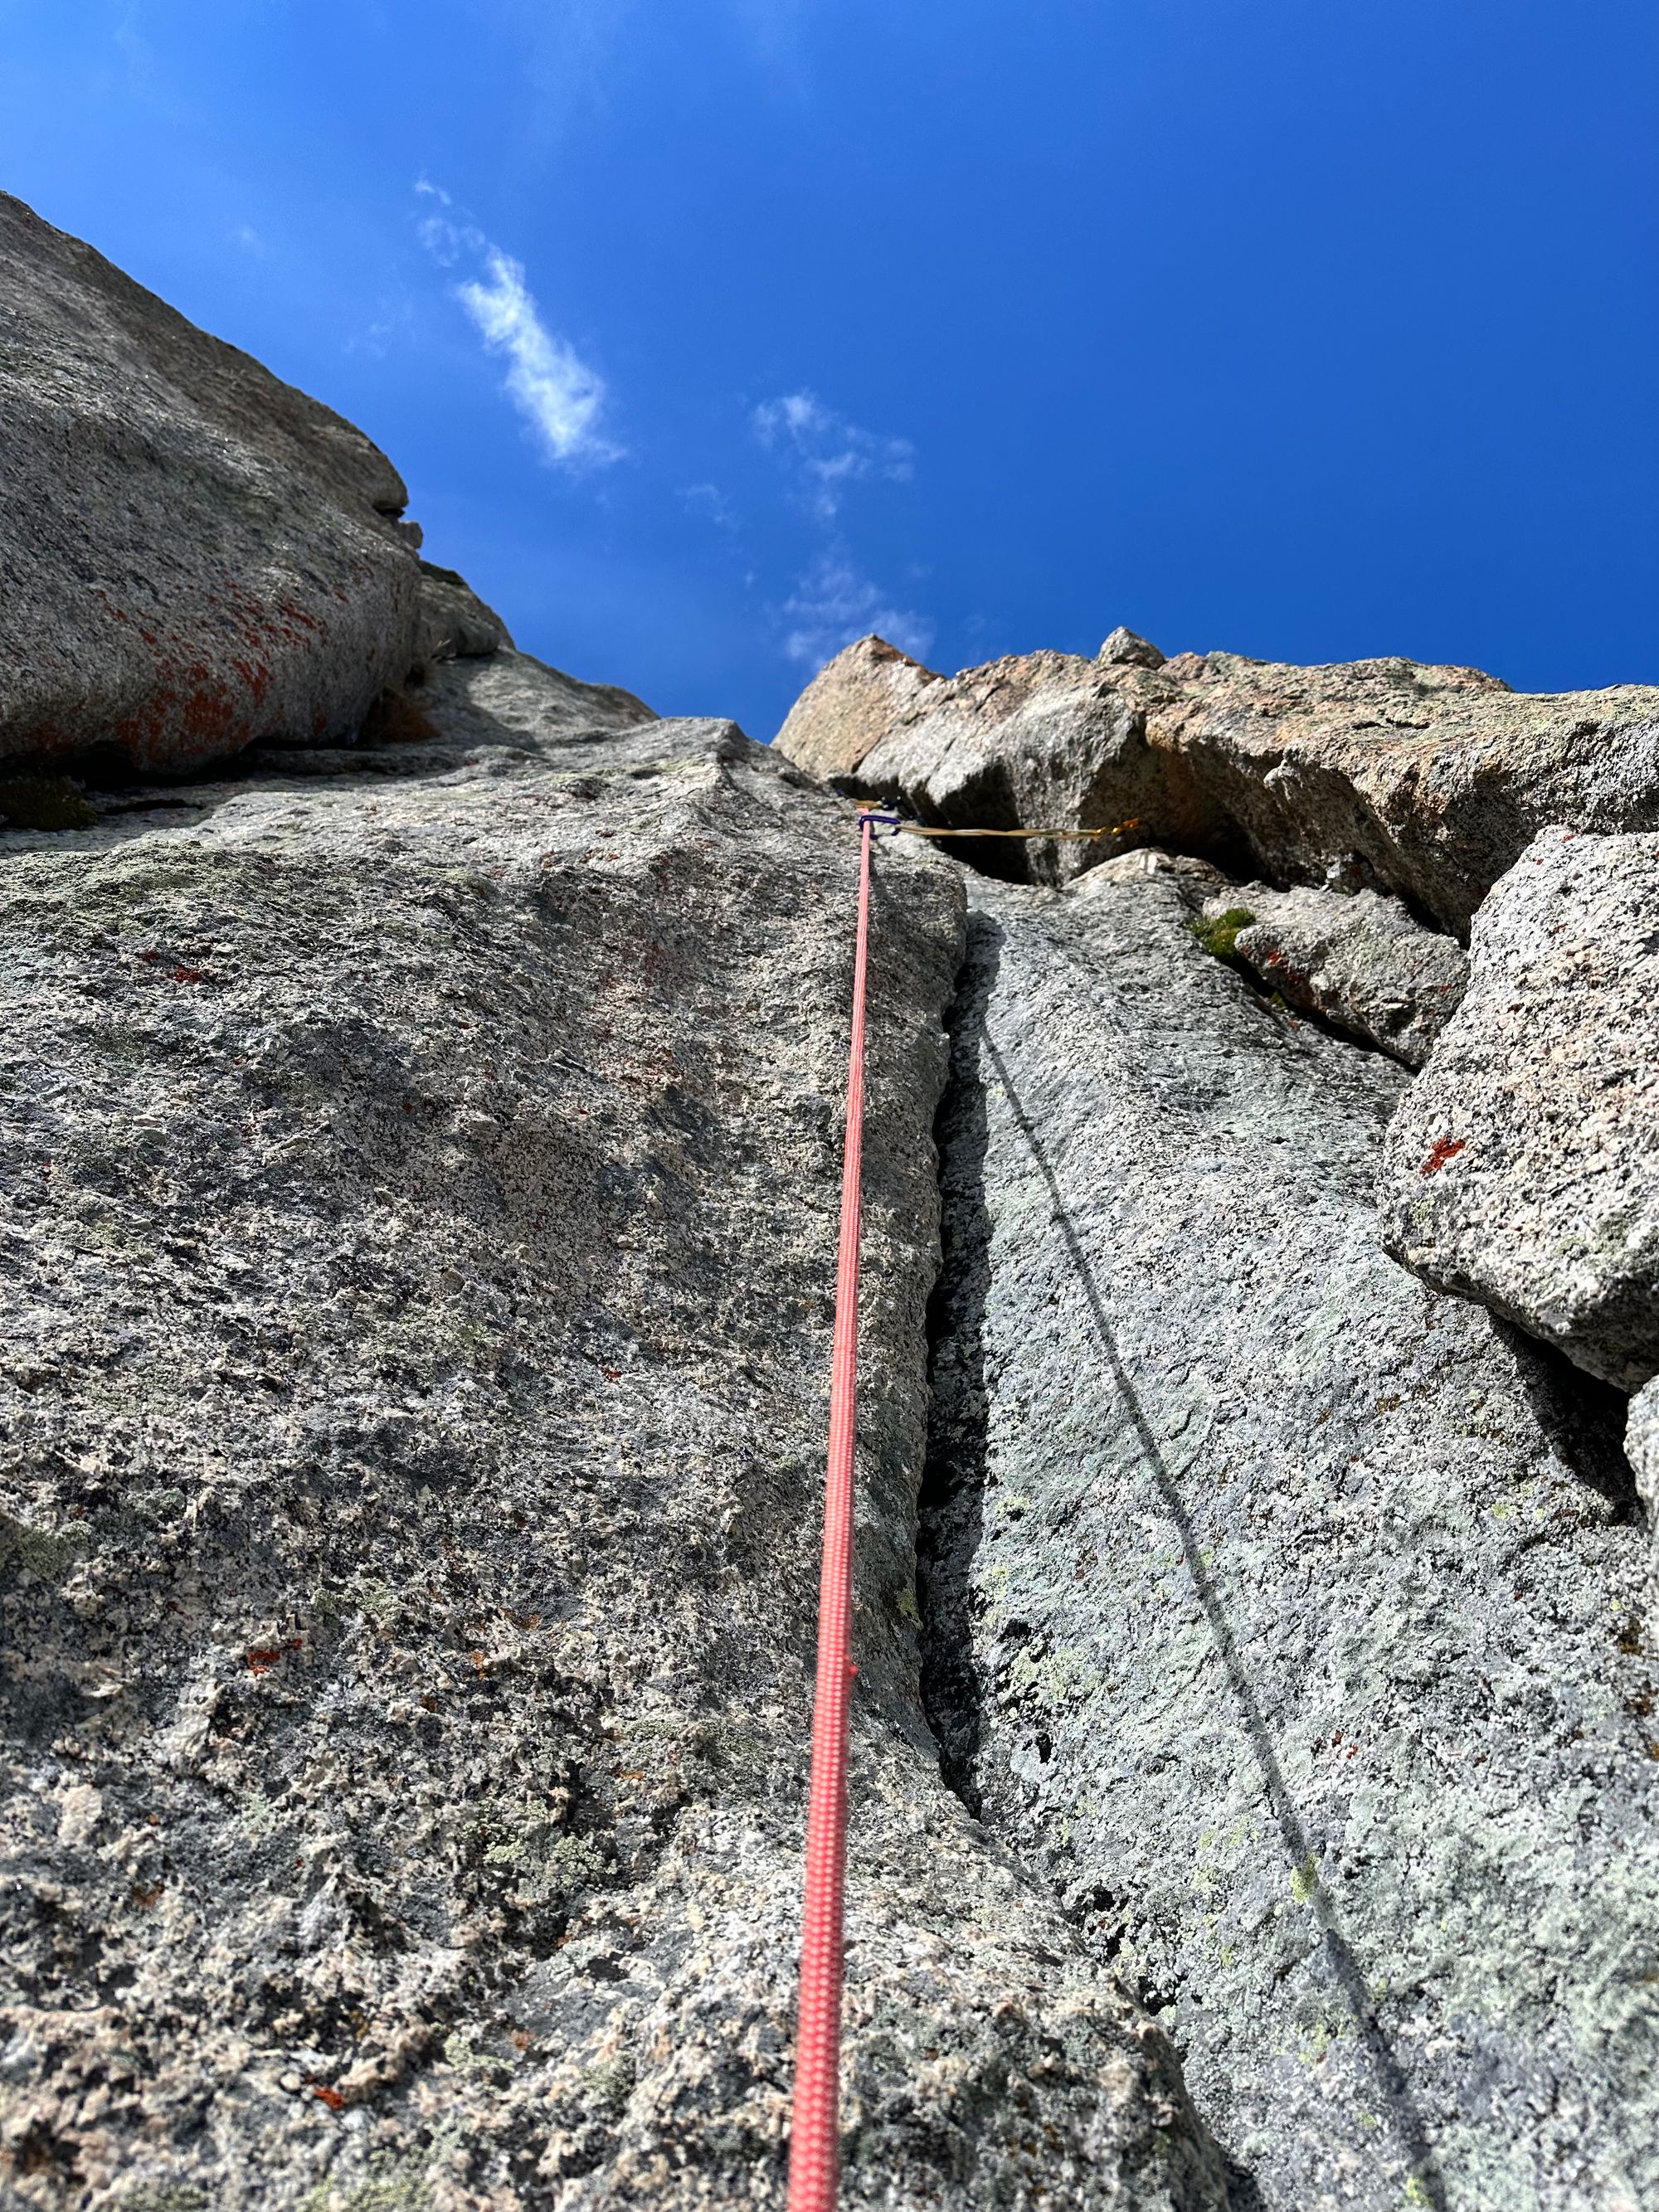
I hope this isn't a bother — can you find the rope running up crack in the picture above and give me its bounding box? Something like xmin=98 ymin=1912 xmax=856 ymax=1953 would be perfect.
xmin=786 ymin=804 xmax=1136 ymax=2206
xmin=786 ymin=811 xmax=873 ymax=2212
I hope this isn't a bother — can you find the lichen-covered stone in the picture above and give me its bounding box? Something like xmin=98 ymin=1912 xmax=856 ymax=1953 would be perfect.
xmin=1095 ymin=628 xmax=1166 ymax=670
xmin=0 ymin=190 xmax=421 ymax=775
xmin=919 ymin=856 xmax=1659 ymax=2211
xmin=1211 ymin=882 xmax=1468 ymax=1066
xmin=771 ymin=634 xmax=940 ymax=781
xmin=1379 ymin=825 xmax=1659 ymax=1389
xmin=0 ymin=704 xmax=1226 ymax=2207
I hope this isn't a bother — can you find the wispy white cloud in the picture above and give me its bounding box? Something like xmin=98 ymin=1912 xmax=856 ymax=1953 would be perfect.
xmin=752 ymin=386 xmax=927 ymax=667
xmin=754 ymin=390 xmax=914 ymax=520
xmin=781 ymin=555 xmax=933 ymax=670
xmin=476 ymin=0 xmax=641 ymax=144
xmin=476 ymin=1 xmax=808 ymax=143
xmin=457 ymin=251 xmax=618 ymax=465
xmin=345 ymin=294 xmax=415 ymax=361
xmin=415 ymin=177 xmax=472 ymax=263
xmin=416 ymin=182 xmax=619 ymax=468
xmin=682 ymin=482 xmax=736 ymax=527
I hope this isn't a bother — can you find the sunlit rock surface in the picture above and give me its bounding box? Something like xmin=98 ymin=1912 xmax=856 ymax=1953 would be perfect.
xmin=0 ymin=693 xmax=1225 ymax=2210
xmin=919 ymin=855 xmax=1659 ymax=2212
xmin=799 ymin=634 xmax=1659 ymax=933
xmin=1209 ymin=882 xmax=1468 ymax=1067
xmin=772 ymin=634 xmax=941 ymax=782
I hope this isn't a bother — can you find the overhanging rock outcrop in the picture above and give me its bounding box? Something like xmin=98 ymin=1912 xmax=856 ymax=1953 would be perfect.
xmin=919 ymin=853 xmax=1659 ymax=2210
xmin=0 ymin=683 xmax=1227 ymax=2209
xmin=781 ymin=634 xmax=1659 ymax=935
xmin=0 ymin=191 xmax=421 ymax=777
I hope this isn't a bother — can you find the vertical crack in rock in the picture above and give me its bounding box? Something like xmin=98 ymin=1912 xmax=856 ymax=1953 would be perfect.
xmin=911 ymin=912 xmax=1239 ymax=2210
xmin=916 ymin=916 xmax=1000 ymax=1817
xmin=914 ymin=909 xmax=1380 ymax=2212
xmin=914 ymin=861 xmax=1659 ymax=2212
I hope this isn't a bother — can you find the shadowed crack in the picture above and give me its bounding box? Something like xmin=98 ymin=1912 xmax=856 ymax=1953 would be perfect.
xmin=917 ymin=904 xmax=1451 ymax=2212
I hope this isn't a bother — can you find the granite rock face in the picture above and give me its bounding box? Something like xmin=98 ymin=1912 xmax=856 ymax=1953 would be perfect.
xmin=918 ymin=856 xmax=1659 ymax=2212
xmin=8 ymin=193 xmax=1659 ymax=2212
xmin=0 ymin=693 xmax=1227 ymax=2209
xmin=1209 ymin=882 xmax=1468 ymax=1067
xmin=809 ymin=635 xmax=1659 ymax=932
xmin=1379 ymin=825 xmax=1659 ymax=1390
xmin=232 ymin=650 xmax=657 ymax=788
xmin=422 ymin=649 xmax=657 ymax=755
xmin=771 ymin=634 xmax=940 ymax=780
xmin=0 ymin=191 xmax=421 ymax=776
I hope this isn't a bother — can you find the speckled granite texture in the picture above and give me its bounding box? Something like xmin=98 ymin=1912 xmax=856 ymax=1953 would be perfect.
xmin=0 ymin=668 xmax=1227 ymax=2210
xmin=919 ymin=858 xmax=1659 ymax=2212
xmin=1380 ymin=824 xmax=1659 ymax=1389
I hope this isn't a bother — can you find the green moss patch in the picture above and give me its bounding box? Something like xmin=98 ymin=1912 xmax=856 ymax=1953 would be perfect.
xmin=1188 ymin=907 xmax=1257 ymax=962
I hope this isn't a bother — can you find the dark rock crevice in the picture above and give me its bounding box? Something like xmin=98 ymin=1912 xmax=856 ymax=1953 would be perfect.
xmin=915 ymin=913 xmax=1001 ymax=1816
xmin=1496 ymin=1320 xmax=1642 ymax=1524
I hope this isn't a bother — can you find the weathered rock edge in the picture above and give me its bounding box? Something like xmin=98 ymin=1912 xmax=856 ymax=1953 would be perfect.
xmin=0 ymin=671 xmax=1228 ymax=2210
xmin=780 ymin=633 xmax=1659 ymax=936
xmin=0 ymin=191 xmax=420 ymax=777
xmin=771 ymin=636 xmax=939 ymax=781
xmin=1380 ymin=824 xmax=1659 ymax=1390
xmin=415 ymin=562 xmax=518 ymax=671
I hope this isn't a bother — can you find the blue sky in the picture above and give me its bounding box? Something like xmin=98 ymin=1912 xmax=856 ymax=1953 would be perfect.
xmin=3 ymin=2 xmax=1656 ymax=737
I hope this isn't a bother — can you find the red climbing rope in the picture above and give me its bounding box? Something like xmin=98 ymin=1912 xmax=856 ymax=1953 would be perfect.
xmin=787 ymin=812 xmax=874 ymax=2212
